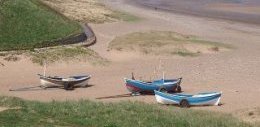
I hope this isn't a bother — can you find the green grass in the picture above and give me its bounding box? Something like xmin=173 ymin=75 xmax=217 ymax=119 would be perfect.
xmin=0 ymin=0 xmax=82 ymax=51
xmin=111 ymin=11 xmax=141 ymax=22
xmin=109 ymin=31 xmax=232 ymax=56
xmin=29 ymin=46 xmax=108 ymax=66
xmin=0 ymin=96 xmax=254 ymax=127
xmin=84 ymin=10 xmax=140 ymax=24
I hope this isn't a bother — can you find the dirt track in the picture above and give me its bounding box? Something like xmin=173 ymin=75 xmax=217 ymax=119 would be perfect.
xmin=0 ymin=0 xmax=260 ymax=121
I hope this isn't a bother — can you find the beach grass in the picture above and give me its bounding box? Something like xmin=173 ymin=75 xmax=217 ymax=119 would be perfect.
xmin=0 ymin=0 xmax=82 ymax=51
xmin=0 ymin=96 xmax=254 ymax=127
xmin=42 ymin=0 xmax=140 ymax=24
xmin=109 ymin=31 xmax=232 ymax=56
xmin=111 ymin=11 xmax=141 ymax=22
xmin=29 ymin=46 xmax=108 ymax=66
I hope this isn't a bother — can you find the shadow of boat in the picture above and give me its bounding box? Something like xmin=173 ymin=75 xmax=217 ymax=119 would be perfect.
xmin=9 ymin=84 xmax=94 ymax=91
xmin=161 ymin=102 xmax=224 ymax=108
xmin=96 ymin=93 xmax=133 ymax=100
xmin=96 ymin=91 xmax=165 ymax=100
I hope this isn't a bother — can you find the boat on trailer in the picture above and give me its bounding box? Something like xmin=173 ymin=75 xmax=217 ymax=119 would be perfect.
xmin=38 ymin=74 xmax=91 ymax=90
xmin=124 ymin=77 xmax=182 ymax=95
xmin=154 ymin=90 xmax=222 ymax=107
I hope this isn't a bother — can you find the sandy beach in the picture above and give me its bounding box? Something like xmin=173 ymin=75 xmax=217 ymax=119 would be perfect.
xmin=1 ymin=0 xmax=260 ymax=122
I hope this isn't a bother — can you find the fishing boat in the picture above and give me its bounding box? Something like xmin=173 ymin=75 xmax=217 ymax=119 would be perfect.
xmin=154 ymin=90 xmax=222 ymax=107
xmin=124 ymin=77 xmax=182 ymax=94
xmin=38 ymin=74 xmax=91 ymax=90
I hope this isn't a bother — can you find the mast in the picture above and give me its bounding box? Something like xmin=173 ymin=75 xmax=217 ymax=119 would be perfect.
xmin=43 ymin=60 xmax=47 ymax=76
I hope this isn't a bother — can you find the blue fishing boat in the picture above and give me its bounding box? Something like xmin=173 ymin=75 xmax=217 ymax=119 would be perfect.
xmin=154 ymin=90 xmax=222 ymax=107
xmin=124 ymin=77 xmax=182 ymax=94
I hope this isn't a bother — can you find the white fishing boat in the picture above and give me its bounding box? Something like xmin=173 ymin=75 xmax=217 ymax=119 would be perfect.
xmin=38 ymin=74 xmax=91 ymax=90
xmin=154 ymin=90 xmax=222 ymax=107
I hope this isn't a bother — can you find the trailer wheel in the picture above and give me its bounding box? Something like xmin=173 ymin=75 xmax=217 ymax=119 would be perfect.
xmin=180 ymin=99 xmax=190 ymax=108
xmin=64 ymin=83 xmax=71 ymax=90
xmin=159 ymin=87 xmax=167 ymax=93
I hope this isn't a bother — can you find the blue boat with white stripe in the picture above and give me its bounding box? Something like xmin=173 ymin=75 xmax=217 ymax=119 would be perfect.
xmin=154 ymin=90 xmax=222 ymax=107
xmin=124 ymin=77 xmax=182 ymax=94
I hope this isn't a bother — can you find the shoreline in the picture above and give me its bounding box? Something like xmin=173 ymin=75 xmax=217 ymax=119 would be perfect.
xmin=127 ymin=0 xmax=260 ymax=25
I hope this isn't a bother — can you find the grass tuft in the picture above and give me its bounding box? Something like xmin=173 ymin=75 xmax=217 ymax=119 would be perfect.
xmin=42 ymin=0 xmax=140 ymax=24
xmin=3 ymin=55 xmax=20 ymax=62
xmin=110 ymin=11 xmax=141 ymax=22
xmin=109 ymin=31 xmax=233 ymax=56
xmin=29 ymin=46 xmax=108 ymax=66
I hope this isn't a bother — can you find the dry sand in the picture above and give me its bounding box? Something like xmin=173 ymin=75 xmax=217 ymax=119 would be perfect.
xmin=0 ymin=107 xmax=8 ymax=112
xmin=0 ymin=0 xmax=260 ymax=122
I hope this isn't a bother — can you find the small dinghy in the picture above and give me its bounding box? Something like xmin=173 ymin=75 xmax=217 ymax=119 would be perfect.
xmin=124 ymin=77 xmax=182 ymax=95
xmin=38 ymin=74 xmax=91 ymax=90
xmin=154 ymin=90 xmax=222 ymax=107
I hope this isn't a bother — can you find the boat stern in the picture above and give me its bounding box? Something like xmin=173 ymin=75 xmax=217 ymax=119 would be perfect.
xmin=40 ymin=78 xmax=57 ymax=87
xmin=154 ymin=90 xmax=179 ymax=105
xmin=214 ymin=92 xmax=222 ymax=106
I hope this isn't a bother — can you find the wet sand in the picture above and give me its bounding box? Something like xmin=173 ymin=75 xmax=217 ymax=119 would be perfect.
xmin=130 ymin=0 xmax=260 ymax=25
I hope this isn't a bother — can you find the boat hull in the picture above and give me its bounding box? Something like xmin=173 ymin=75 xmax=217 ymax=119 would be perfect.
xmin=125 ymin=78 xmax=182 ymax=93
xmin=39 ymin=74 xmax=91 ymax=88
xmin=154 ymin=90 xmax=221 ymax=106
xmin=40 ymin=78 xmax=89 ymax=87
